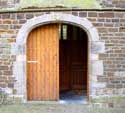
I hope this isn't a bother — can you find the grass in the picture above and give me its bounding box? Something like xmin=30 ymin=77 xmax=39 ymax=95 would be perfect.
xmin=0 ymin=103 xmax=125 ymax=113
xmin=20 ymin=0 xmax=101 ymax=9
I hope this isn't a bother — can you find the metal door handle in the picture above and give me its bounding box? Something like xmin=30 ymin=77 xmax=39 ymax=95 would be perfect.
xmin=27 ymin=61 xmax=38 ymax=63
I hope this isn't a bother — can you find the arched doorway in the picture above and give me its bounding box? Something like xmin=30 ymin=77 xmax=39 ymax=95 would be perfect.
xmin=59 ymin=24 xmax=88 ymax=103
xmin=26 ymin=23 xmax=88 ymax=102
xmin=15 ymin=13 xmax=104 ymax=102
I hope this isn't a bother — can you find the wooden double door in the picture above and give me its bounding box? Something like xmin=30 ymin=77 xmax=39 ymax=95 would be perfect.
xmin=27 ymin=24 xmax=88 ymax=101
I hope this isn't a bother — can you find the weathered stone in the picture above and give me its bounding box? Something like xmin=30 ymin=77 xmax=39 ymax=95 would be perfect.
xmin=97 ymin=76 xmax=108 ymax=82
xmin=72 ymin=12 xmax=78 ymax=16
xmin=98 ymin=28 xmax=108 ymax=33
xmin=79 ymin=12 xmax=87 ymax=17
xmin=8 ymin=83 xmax=14 ymax=88
xmin=17 ymin=13 xmax=25 ymax=20
xmin=0 ymin=83 xmax=7 ymax=88
xmin=98 ymin=12 xmax=114 ymax=18
xmin=121 ymin=81 xmax=125 ymax=83
xmin=3 ymin=71 xmax=13 ymax=75
xmin=91 ymin=60 xmax=104 ymax=75
xmin=92 ymin=82 xmax=106 ymax=88
xmin=0 ymin=66 xmax=8 ymax=70
xmin=0 ymin=7 xmax=124 ymax=106
xmin=108 ymin=28 xmax=118 ymax=32
xmin=115 ymin=84 xmax=123 ymax=88
xmin=26 ymin=13 xmax=34 ymax=19
xmin=107 ymin=84 xmax=115 ymax=88
xmin=88 ymin=12 xmax=97 ymax=17
xmin=111 ymin=80 xmax=120 ymax=84
xmin=1 ymin=14 xmax=10 ymax=19
xmin=91 ymin=41 xmax=105 ymax=54
xmin=0 ymin=25 xmax=9 ymax=29
xmin=19 ymin=20 xmax=27 ymax=24
xmin=3 ymin=19 xmax=12 ymax=24
xmin=112 ymin=18 xmax=119 ymax=23
xmin=5 ymin=88 xmax=13 ymax=94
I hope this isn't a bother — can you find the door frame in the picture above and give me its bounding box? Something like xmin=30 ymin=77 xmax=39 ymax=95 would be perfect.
xmin=15 ymin=13 xmax=105 ymax=102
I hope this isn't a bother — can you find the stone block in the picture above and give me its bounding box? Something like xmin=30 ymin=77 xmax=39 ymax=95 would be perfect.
xmin=91 ymin=60 xmax=104 ymax=75
xmin=79 ymin=12 xmax=87 ymax=17
xmin=92 ymin=83 xmax=106 ymax=89
xmin=0 ymin=66 xmax=8 ymax=70
xmin=91 ymin=41 xmax=105 ymax=54
xmin=26 ymin=13 xmax=34 ymax=19
xmin=88 ymin=12 xmax=97 ymax=17
xmin=17 ymin=13 xmax=25 ymax=20
xmin=98 ymin=12 xmax=114 ymax=18
xmin=91 ymin=54 xmax=99 ymax=60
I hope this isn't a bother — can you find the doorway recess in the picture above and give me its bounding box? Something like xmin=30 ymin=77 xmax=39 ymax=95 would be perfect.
xmin=59 ymin=24 xmax=88 ymax=103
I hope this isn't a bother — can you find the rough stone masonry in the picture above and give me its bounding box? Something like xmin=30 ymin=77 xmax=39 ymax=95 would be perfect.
xmin=0 ymin=0 xmax=125 ymax=107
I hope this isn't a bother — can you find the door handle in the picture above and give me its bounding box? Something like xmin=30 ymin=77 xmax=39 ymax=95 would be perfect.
xmin=27 ymin=61 xmax=38 ymax=63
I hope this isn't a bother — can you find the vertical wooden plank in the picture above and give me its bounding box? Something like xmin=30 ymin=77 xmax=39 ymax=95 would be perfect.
xmin=39 ymin=26 xmax=44 ymax=100
xmin=56 ymin=24 xmax=59 ymax=100
xmin=45 ymin=25 xmax=48 ymax=100
xmin=41 ymin=26 xmax=45 ymax=100
xmin=28 ymin=32 xmax=31 ymax=100
xmin=27 ymin=31 xmax=34 ymax=100
xmin=52 ymin=25 xmax=55 ymax=100
xmin=35 ymin=27 xmax=38 ymax=99
xmin=44 ymin=25 xmax=48 ymax=100
xmin=49 ymin=24 xmax=53 ymax=100
xmin=32 ymin=29 xmax=35 ymax=100
xmin=37 ymin=27 xmax=41 ymax=100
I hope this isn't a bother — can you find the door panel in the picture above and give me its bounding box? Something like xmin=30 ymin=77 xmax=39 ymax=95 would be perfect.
xmin=27 ymin=24 xmax=59 ymax=101
xmin=59 ymin=41 xmax=70 ymax=91
xmin=70 ymin=41 xmax=87 ymax=90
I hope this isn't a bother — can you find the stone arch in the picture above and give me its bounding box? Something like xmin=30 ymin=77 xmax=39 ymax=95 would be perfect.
xmin=14 ymin=13 xmax=105 ymax=102
xmin=17 ymin=13 xmax=99 ymax=45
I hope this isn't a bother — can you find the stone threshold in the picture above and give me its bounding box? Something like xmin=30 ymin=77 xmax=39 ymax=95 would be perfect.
xmin=27 ymin=100 xmax=89 ymax=105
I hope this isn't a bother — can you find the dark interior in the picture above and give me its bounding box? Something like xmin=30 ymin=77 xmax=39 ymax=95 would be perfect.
xmin=59 ymin=24 xmax=88 ymax=102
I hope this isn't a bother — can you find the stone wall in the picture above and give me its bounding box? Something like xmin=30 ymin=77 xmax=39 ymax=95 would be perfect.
xmin=0 ymin=11 xmax=125 ymax=106
xmin=0 ymin=0 xmax=19 ymax=9
xmin=75 ymin=11 xmax=125 ymax=96
xmin=100 ymin=0 xmax=125 ymax=8
xmin=1 ymin=0 xmax=125 ymax=10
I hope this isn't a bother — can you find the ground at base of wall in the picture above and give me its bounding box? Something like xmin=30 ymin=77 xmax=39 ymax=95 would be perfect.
xmin=91 ymin=96 xmax=125 ymax=108
xmin=1 ymin=95 xmax=125 ymax=108
xmin=0 ymin=104 xmax=125 ymax=113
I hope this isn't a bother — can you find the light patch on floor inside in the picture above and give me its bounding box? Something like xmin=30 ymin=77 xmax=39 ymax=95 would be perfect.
xmin=59 ymin=90 xmax=87 ymax=104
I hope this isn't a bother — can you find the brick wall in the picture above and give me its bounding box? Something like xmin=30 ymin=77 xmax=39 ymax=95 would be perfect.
xmin=0 ymin=11 xmax=125 ymax=96
xmin=0 ymin=11 xmax=125 ymax=107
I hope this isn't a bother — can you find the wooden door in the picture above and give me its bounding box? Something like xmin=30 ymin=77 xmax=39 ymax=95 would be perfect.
xmin=70 ymin=40 xmax=87 ymax=90
xmin=59 ymin=40 xmax=70 ymax=91
xmin=27 ymin=24 xmax=59 ymax=101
